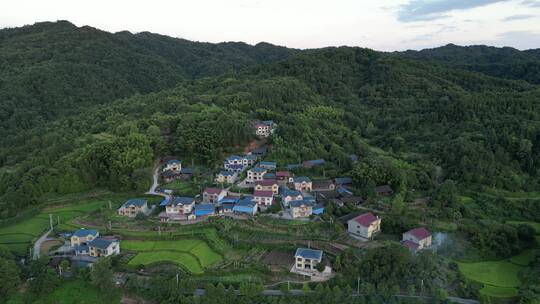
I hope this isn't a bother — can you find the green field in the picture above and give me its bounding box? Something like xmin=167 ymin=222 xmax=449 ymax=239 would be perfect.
xmin=506 ymin=221 xmax=540 ymax=234
xmin=162 ymin=180 xmax=198 ymax=195
xmin=129 ymin=251 xmax=203 ymax=274
xmin=123 ymin=239 xmax=222 ymax=273
xmin=457 ymin=250 xmax=535 ymax=300
xmin=479 ymin=285 xmax=519 ymax=298
xmin=0 ymin=197 xmax=121 ymax=254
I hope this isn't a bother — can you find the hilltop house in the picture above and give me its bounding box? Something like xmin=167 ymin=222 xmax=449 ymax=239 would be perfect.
xmin=259 ymin=161 xmax=277 ymax=170
xmin=247 ymin=167 xmax=267 ymax=183
xmin=88 ymin=238 xmax=120 ymax=257
xmin=347 ymin=213 xmax=381 ymax=241
xmin=255 ymin=180 xmax=279 ymax=194
xmin=194 ymin=204 xmax=216 ymax=217
xmin=293 ymin=176 xmax=312 ymax=192
xmin=117 ymin=198 xmax=149 ymax=218
xmin=375 ymin=185 xmax=394 ymax=196
xmin=281 ymin=188 xmax=304 ymax=206
xmin=293 ymin=248 xmax=323 ymax=271
xmin=312 ymin=180 xmax=335 ymax=192
xmin=216 ymin=170 xmax=238 ymax=184
xmin=253 ymin=190 xmax=274 ymax=206
xmin=203 ymin=188 xmax=227 ymax=203
xmin=254 ymin=120 xmax=275 ymax=138
xmin=232 ymin=197 xmax=258 ymax=215
xmin=289 ymin=200 xmax=314 ymax=218
xmin=71 ymin=229 xmax=99 ymax=247
xmin=402 ymin=228 xmax=432 ymax=251
xmin=276 ymin=171 xmax=292 ymax=184
xmin=302 ymin=159 xmax=325 ymax=169
xmin=163 ymin=159 xmax=182 ymax=172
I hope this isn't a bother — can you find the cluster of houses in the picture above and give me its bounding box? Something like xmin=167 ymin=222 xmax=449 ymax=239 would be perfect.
xmin=70 ymin=229 xmax=120 ymax=258
xmin=346 ymin=212 xmax=432 ymax=252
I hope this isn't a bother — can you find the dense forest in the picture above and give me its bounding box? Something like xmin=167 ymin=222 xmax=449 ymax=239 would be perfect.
xmin=1 ymin=21 xmax=540 ymax=225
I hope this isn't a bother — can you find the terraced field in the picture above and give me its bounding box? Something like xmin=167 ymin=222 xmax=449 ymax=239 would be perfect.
xmin=123 ymin=239 xmax=223 ymax=274
xmin=0 ymin=198 xmax=115 ymax=254
xmin=457 ymin=249 xmax=536 ymax=300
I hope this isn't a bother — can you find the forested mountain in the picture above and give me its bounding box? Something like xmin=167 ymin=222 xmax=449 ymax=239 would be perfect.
xmin=0 ymin=20 xmax=295 ymax=136
xmin=400 ymin=44 xmax=540 ymax=84
xmin=1 ymin=22 xmax=540 ymax=223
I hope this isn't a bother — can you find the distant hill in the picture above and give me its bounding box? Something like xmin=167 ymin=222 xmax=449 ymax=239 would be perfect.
xmin=0 ymin=21 xmax=296 ymax=133
xmin=399 ymin=44 xmax=540 ymax=84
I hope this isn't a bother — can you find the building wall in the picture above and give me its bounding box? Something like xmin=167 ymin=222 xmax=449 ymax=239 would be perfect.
xmin=294 ymin=182 xmax=312 ymax=192
xmin=71 ymin=234 xmax=97 ymax=247
xmin=295 ymin=257 xmax=318 ymax=270
xmin=292 ymin=206 xmax=312 ymax=218
xmin=347 ymin=219 xmax=381 ymax=239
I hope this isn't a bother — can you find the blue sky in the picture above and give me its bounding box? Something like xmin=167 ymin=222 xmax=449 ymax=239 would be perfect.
xmin=1 ymin=0 xmax=539 ymax=50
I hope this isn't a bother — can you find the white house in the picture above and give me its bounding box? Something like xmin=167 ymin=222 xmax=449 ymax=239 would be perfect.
xmin=247 ymin=167 xmax=267 ymax=183
xmin=402 ymin=227 xmax=432 ymax=251
xmin=163 ymin=159 xmax=182 ymax=172
xmin=88 ymin=238 xmax=120 ymax=257
xmin=347 ymin=213 xmax=381 ymax=241
xmin=253 ymin=190 xmax=274 ymax=206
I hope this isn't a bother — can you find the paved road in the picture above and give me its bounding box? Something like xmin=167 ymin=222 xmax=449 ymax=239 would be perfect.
xmin=146 ymin=162 xmax=168 ymax=198
xmin=192 ymin=289 xmax=478 ymax=304
xmin=33 ymin=228 xmax=52 ymax=260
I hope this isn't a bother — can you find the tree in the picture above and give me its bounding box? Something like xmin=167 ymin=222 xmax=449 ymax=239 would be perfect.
xmin=91 ymin=257 xmax=113 ymax=292
xmin=0 ymin=256 xmax=20 ymax=298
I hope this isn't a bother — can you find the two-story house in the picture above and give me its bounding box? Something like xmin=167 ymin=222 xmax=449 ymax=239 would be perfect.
xmin=117 ymin=198 xmax=149 ymax=218
xmin=71 ymin=229 xmax=99 ymax=247
xmin=289 ymin=200 xmax=314 ymax=218
xmin=163 ymin=159 xmax=182 ymax=172
xmin=246 ymin=167 xmax=267 ymax=183
xmin=254 ymin=120 xmax=275 ymax=138
xmin=161 ymin=196 xmax=195 ymax=221
xmin=253 ymin=190 xmax=274 ymax=206
xmin=402 ymin=227 xmax=432 ymax=252
xmin=281 ymin=188 xmax=304 ymax=206
xmin=347 ymin=213 xmax=381 ymax=241
xmin=203 ymin=187 xmax=227 ymax=203
xmin=293 ymin=176 xmax=312 ymax=192
xmin=88 ymin=238 xmax=120 ymax=257
xmin=293 ymin=248 xmax=323 ymax=271
xmin=276 ymin=171 xmax=292 ymax=185
xmin=255 ymin=180 xmax=279 ymax=194
xmin=216 ymin=171 xmax=237 ymax=184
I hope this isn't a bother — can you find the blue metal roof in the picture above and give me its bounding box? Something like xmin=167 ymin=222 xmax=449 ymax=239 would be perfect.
xmin=75 ymin=245 xmax=88 ymax=252
xmin=295 ymin=248 xmax=323 ymax=260
xmin=260 ymin=161 xmax=277 ymax=167
xmin=250 ymin=167 xmax=266 ymax=173
xmin=335 ymin=177 xmax=353 ymax=185
xmin=281 ymin=188 xmax=302 ymax=197
xmin=167 ymin=159 xmax=181 ymax=165
xmin=263 ymin=173 xmax=276 ymax=179
xmin=219 ymin=197 xmax=239 ymax=205
xmin=294 ymin=176 xmax=311 ymax=183
xmin=194 ymin=204 xmax=215 ymax=211
xmin=219 ymin=170 xmax=234 ymax=176
xmin=171 ymin=197 xmax=194 ymax=206
xmin=160 ymin=197 xmax=171 ymax=206
xmin=73 ymin=229 xmax=98 ymax=237
xmin=226 ymin=155 xmax=242 ymax=161
xmin=88 ymin=238 xmax=115 ymax=250
xmin=122 ymin=198 xmax=147 ymax=208
xmin=287 ymin=163 xmax=302 ymax=170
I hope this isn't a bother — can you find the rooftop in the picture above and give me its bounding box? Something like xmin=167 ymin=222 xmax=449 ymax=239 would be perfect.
xmin=204 ymin=187 xmax=225 ymax=195
xmin=171 ymin=197 xmax=194 ymax=206
xmin=295 ymin=248 xmax=323 ymax=260
xmin=294 ymin=176 xmax=311 ymax=183
xmin=352 ymin=213 xmax=379 ymax=227
xmin=122 ymin=198 xmax=147 ymax=208
xmin=250 ymin=167 xmax=267 ymax=173
xmin=167 ymin=159 xmax=181 ymax=165
xmin=73 ymin=229 xmax=99 ymax=238
xmin=253 ymin=190 xmax=274 ymax=198
xmin=88 ymin=238 xmax=116 ymax=250
xmin=405 ymin=227 xmax=431 ymax=240
xmin=194 ymin=204 xmax=215 ymax=211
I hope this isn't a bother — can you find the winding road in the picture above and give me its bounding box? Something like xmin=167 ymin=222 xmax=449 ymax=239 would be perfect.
xmin=146 ymin=161 xmax=168 ymax=198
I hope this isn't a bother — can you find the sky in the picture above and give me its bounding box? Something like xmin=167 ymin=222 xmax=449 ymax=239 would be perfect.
xmin=1 ymin=0 xmax=539 ymax=51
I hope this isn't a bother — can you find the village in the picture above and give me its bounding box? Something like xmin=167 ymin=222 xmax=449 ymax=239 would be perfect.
xmin=43 ymin=119 xmax=435 ymax=284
